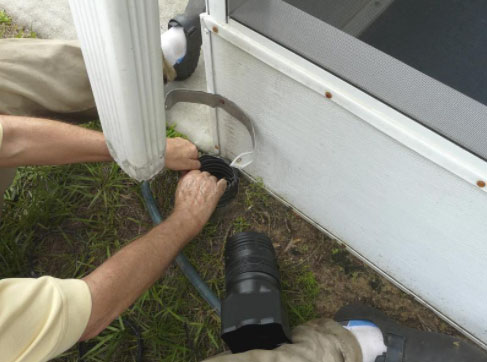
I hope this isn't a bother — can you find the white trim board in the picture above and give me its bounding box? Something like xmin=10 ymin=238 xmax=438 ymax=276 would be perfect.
xmin=201 ymin=15 xmax=221 ymax=154
xmin=202 ymin=13 xmax=487 ymax=348
xmin=203 ymin=15 xmax=487 ymax=192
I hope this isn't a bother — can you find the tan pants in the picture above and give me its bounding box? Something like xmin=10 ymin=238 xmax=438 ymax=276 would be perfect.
xmin=205 ymin=319 xmax=361 ymax=362
xmin=0 ymin=39 xmax=361 ymax=362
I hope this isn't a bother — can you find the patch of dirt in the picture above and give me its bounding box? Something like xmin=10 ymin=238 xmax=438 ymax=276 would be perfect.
xmin=286 ymin=214 xmax=458 ymax=335
xmin=206 ymin=175 xmax=459 ymax=335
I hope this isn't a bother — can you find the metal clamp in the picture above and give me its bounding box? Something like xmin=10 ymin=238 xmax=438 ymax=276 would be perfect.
xmin=165 ymin=89 xmax=256 ymax=169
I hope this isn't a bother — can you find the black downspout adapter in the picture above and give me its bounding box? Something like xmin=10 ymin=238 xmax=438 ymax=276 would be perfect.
xmin=221 ymin=232 xmax=292 ymax=353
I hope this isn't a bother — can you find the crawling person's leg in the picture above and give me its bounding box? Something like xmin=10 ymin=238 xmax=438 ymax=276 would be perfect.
xmin=204 ymin=318 xmax=362 ymax=362
xmin=0 ymin=39 xmax=97 ymax=122
xmin=0 ymin=37 xmax=182 ymax=122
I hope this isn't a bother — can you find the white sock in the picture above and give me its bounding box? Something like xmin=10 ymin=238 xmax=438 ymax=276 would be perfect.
xmin=161 ymin=26 xmax=187 ymax=66
xmin=343 ymin=320 xmax=387 ymax=362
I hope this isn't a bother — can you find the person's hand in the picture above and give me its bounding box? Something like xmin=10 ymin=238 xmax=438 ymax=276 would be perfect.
xmin=165 ymin=137 xmax=200 ymax=171
xmin=172 ymin=170 xmax=227 ymax=238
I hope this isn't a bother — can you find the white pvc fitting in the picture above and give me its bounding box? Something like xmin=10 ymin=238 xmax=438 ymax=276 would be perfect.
xmin=69 ymin=0 xmax=166 ymax=181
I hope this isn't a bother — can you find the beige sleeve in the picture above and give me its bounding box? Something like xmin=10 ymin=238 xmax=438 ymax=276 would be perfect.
xmin=0 ymin=276 xmax=92 ymax=362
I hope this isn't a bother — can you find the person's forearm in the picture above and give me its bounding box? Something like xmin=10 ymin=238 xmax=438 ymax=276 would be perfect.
xmin=0 ymin=115 xmax=111 ymax=167
xmin=80 ymin=211 xmax=198 ymax=340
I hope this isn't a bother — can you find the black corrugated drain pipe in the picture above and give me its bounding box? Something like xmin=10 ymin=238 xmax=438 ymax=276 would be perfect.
xmin=199 ymin=155 xmax=239 ymax=208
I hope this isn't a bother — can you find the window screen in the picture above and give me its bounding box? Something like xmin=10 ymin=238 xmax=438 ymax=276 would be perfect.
xmin=228 ymin=0 xmax=487 ymax=161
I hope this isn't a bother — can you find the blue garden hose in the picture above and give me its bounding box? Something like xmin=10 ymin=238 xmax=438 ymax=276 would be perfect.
xmin=140 ymin=181 xmax=221 ymax=315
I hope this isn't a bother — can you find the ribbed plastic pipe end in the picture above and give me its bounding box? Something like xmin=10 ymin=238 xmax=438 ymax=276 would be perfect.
xmin=224 ymin=231 xmax=280 ymax=288
xmin=199 ymin=155 xmax=239 ymax=208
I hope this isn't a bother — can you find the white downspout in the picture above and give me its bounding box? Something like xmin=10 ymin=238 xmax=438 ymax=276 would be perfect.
xmin=69 ymin=0 xmax=166 ymax=181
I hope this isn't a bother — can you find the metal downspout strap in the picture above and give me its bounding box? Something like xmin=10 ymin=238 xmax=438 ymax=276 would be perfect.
xmin=165 ymin=89 xmax=256 ymax=169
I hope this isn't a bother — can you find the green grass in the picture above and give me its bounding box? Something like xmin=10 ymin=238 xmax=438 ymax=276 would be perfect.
xmin=0 ymin=9 xmax=37 ymax=38
xmin=166 ymin=124 xmax=187 ymax=139
xmin=232 ymin=216 xmax=250 ymax=233
xmin=0 ymin=122 xmax=219 ymax=361
xmin=244 ymin=177 xmax=270 ymax=208
xmin=14 ymin=27 xmax=37 ymax=39
xmin=282 ymin=266 xmax=320 ymax=326
xmin=0 ymin=9 xmax=12 ymax=25
xmin=0 ymin=119 xmax=320 ymax=361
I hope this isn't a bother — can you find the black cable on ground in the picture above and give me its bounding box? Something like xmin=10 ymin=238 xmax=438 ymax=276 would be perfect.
xmin=78 ymin=318 xmax=143 ymax=362
xmin=141 ymin=180 xmax=222 ymax=315
xmin=124 ymin=318 xmax=144 ymax=362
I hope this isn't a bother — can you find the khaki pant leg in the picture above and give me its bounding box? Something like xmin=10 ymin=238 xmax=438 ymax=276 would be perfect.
xmin=0 ymin=38 xmax=175 ymax=122
xmin=204 ymin=319 xmax=362 ymax=362
xmin=0 ymin=38 xmax=97 ymax=122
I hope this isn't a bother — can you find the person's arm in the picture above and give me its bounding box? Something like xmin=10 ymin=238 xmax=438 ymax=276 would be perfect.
xmin=0 ymin=170 xmax=224 ymax=361
xmin=0 ymin=115 xmax=110 ymax=167
xmin=0 ymin=115 xmax=201 ymax=170
xmin=80 ymin=170 xmax=226 ymax=340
